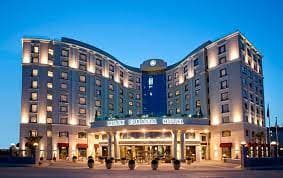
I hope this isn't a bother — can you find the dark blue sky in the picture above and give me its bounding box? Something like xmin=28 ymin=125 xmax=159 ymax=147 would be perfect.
xmin=0 ymin=0 xmax=282 ymax=148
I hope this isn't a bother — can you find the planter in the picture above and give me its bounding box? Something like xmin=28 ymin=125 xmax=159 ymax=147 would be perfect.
xmin=105 ymin=159 xmax=113 ymax=169
xmin=121 ymin=158 xmax=127 ymax=165
xmin=128 ymin=160 xmax=135 ymax=170
xmin=88 ymin=159 xmax=94 ymax=168
xmin=72 ymin=156 xmax=78 ymax=163
xmin=173 ymin=159 xmax=181 ymax=170
xmin=98 ymin=157 xmax=104 ymax=164
xmin=151 ymin=160 xmax=158 ymax=170
xmin=186 ymin=158 xmax=192 ymax=164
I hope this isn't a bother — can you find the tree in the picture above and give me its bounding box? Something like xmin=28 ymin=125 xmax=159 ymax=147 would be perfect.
xmin=25 ymin=136 xmax=42 ymax=157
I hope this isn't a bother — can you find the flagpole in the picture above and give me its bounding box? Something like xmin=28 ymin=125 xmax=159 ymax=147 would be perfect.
xmin=275 ymin=117 xmax=279 ymax=158
xmin=267 ymin=104 xmax=271 ymax=157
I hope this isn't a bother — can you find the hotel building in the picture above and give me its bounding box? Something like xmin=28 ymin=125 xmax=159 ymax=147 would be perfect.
xmin=19 ymin=31 xmax=266 ymax=162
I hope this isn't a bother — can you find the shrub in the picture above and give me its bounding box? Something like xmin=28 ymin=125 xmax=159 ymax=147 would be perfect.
xmin=128 ymin=159 xmax=135 ymax=164
xmin=151 ymin=159 xmax=158 ymax=164
xmin=173 ymin=159 xmax=180 ymax=164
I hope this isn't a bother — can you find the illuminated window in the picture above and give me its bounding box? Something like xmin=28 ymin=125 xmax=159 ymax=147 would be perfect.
xmin=47 ymin=130 xmax=52 ymax=137
xmin=176 ymin=108 xmax=181 ymax=113
xmin=33 ymin=46 xmax=39 ymax=53
xmin=220 ymin=68 xmax=227 ymax=77
xmin=30 ymin=104 xmax=37 ymax=113
xmin=47 ymin=82 xmax=53 ymax=89
xmin=79 ymin=86 xmax=85 ymax=92
xmin=47 ymin=117 xmax=52 ymax=124
xmin=29 ymin=130 xmax=38 ymax=137
xmin=129 ymin=101 xmax=133 ymax=106
xmin=32 ymin=81 xmax=38 ymax=89
xmin=79 ymin=75 xmax=86 ymax=83
xmin=79 ymin=108 xmax=86 ymax=114
xmin=60 ymin=95 xmax=67 ymax=102
xmin=109 ymin=94 xmax=114 ymax=99
xmin=79 ymin=97 xmax=86 ymax=105
xmin=195 ymin=79 xmax=200 ymax=87
xmin=48 ymin=71 xmax=53 ymax=77
xmin=96 ymin=79 xmax=101 ymax=87
xmin=95 ymin=100 xmax=101 ymax=107
xmin=221 ymin=92 xmax=229 ymax=101
xmin=59 ymin=131 xmax=68 ymax=137
xmin=175 ymin=90 xmax=180 ymax=96
xmin=48 ymin=49 xmax=54 ymax=56
xmin=31 ymin=92 xmax=37 ymax=101
xmin=60 ymin=106 xmax=68 ymax=112
xmin=60 ymin=117 xmax=68 ymax=124
xmin=61 ymin=72 xmax=68 ymax=80
xmin=61 ymin=83 xmax=67 ymax=89
xmin=32 ymin=69 xmax=38 ymax=77
xmin=148 ymin=77 xmax=153 ymax=88
xmin=29 ymin=116 xmax=37 ymax=123
xmin=128 ymin=110 xmax=133 ymax=115
xmin=47 ymin=106 xmax=53 ymax=112
xmin=47 ymin=94 xmax=53 ymax=100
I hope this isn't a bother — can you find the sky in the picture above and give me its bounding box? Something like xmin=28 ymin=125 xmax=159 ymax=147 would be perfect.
xmin=0 ymin=0 xmax=282 ymax=148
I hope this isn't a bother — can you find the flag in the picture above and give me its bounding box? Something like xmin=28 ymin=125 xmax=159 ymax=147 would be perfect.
xmin=267 ymin=104 xmax=270 ymax=118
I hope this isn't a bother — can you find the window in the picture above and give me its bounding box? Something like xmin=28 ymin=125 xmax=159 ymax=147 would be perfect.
xmin=183 ymin=65 xmax=188 ymax=73
xmin=222 ymin=116 xmax=230 ymax=123
xmin=96 ymin=58 xmax=102 ymax=66
xmin=47 ymin=130 xmax=52 ymax=137
xmin=79 ymin=119 xmax=86 ymax=126
xmin=79 ymin=75 xmax=86 ymax=83
xmin=33 ymin=46 xmax=39 ymax=53
xmin=109 ymin=84 xmax=114 ymax=90
xmin=29 ymin=116 xmax=37 ymax=123
xmin=31 ymin=93 xmax=37 ymax=101
xmin=77 ymin=131 xmax=87 ymax=139
xmin=245 ymin=130 xmax=249 ymax=136
xmin=79 ymin=108 xmax=86 ymax=114
xmin=185 ymin=132 xmax=195 ymax=139
xmin=219 ymin=56 xmax=226 ymax=64
xmin=60 ymin=117 xmax=68 ymax=124
xmin=168 ymin=75 xmax=172 ymax=81
xmin=29 ymin=130 xmax=38 ymax=137
xmin=60 ymin=106 xmax=68 ymax=112
xmin=136 ymin=94 xmax=140 ymax=99
xmin=193 ymin=58 xmax=199 ymax=66
xmin=47 ymin=117 xmax=52 ymax=124
xmin=79 ymin=53 xmax=87 ymax=61
xmin=148 ymin=77 xmax=153 ymax=88
xmin=176 ymin=108 xmax=181 ymax=114
xmin=128 ymin=110 xmax=133 ymax=115
xmin=48 ymin=71 xmax=53 ymax=77
xmin=218 ymin=45 xmax=226 ymax=55
xmin=96 ymin=90 xmax=101 ymax=96
xmin=222 ymin=130 xmax=231 ymax=137
xmin=48 ymin=49 xmax=54 ymax=56
xmin=60 ymin=95 xmax=67 ymax=102
xmin=59 ymin=132 xmax=68 ymax=137
xmin=174 ymin=72 xmax=179 ymax=79
xmin=96 ymin=100 xmax=101 ymax=107
xmin=109 ymin=64 xmax=114 ymax=72
xmin=221 ymin=92 xmax=229 ymax=101
xmin=79 ymin=86 xmax=85 ymax=92
xmin=221 ymin=104 xmax=229 ymax=113
xmin=195 ymin=100 xmax=201 ymax=108
xmin=61 ymin=72 xmax=68 ymax=80
xmin=61 ymin=49 xmax=69 ymax=57
xmin=32 ymin=69 xmax=38 ymax=77
xmin=175 ymin=90 xmax=180 ymax=96
xmin=168 ymin=92 xmax=173 ymax=98
xmin=79 ymin=97 xmax=86 ymax=105
xmin=185 ymin=84 xmax=189 ymax=91
xmin=30 ymin=104 xmax=37 ymax=113
xmin=32 ymin=81 xmax=38 ymax=89
xmin=220 ymin=80 xmax=228 ymax=89
xmin=61 ymin=83 xmax=67 ymax=89
xmin=220 ymin=68 xmax=227 ymax=77
xmin=47 ymin=82 xmax=53 ymax=89
xmin=195 ymin=79 xmax=200 ymax=87
xmin=47 ymin=106 xmax=52 ymax=112
xmin=129 ymin=101 xmax=133 ymax=106
xmin=96 ymin=79 xmax=101 ymax=87
xmin=47 ymin=94 xmax=53 ymax=100
xmin=185 ymin=104 xmax=190 ymax=111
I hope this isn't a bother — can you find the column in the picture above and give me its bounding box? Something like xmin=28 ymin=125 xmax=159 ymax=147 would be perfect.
xmin=173 ymin=130 xmax=178 ymax=159
xmin=180 ymin=131 xmax=185 ymax=161
xmin=196 ymin=145 xmax=201 ymax=162
xmin=114 ymin=132 xmax=118 ymax=161
xmin=107 ymin=132 xmax=112 ymax=158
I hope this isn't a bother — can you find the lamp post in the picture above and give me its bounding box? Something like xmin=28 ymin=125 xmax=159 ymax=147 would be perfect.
xmin=240 ymin=141 xmax=247 ymax=168
xmin=271 ymin=141 xmax=277 ymax=158
xmin=33 ymin=142 xmax=40 ymax=165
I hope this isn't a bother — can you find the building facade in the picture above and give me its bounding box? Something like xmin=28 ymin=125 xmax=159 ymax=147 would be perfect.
xmin=20 ymin=31 xmax=266 ymax=162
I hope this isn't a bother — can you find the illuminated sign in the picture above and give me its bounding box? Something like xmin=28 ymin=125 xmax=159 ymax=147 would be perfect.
xmin=162 ymin=118 xmax=184 ymax=125
xmin=107 ymin=120 xmax=125 ymax=127
xmin=128 ymin=119 xmax=157 ymax=125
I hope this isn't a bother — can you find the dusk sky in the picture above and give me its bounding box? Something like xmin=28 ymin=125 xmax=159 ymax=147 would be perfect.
xmin=0 ymin=0 xmax=282 ymax=148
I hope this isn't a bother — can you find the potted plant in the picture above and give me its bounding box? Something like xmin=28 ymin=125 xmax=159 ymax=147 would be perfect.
xmin=105 ymin=159 xmax=113 ymax=169
xmin=121 ymin=157 xmax=127 ymax=165
xmin=128 ymin=159 xmax=135 ymax=170
xmin=151 ymin=159 xmax=158 ymax=170
xmin=88 ymin=156 xmax=93 ymax=160
xmin=72 ymin=156 xmax=77 ymax=163
xmin=98 ymin=156 xmax=104 ymax=164
xmin=173 ymin=159 xmax=181 ymax=170
xmin=186 ymin=157 xmax=192 ymax=164
xmin=88 ymin=158 xmax=94 ymax=168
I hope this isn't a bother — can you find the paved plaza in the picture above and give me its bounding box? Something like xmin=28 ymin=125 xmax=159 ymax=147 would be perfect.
xmin=1 ymin=161 xmax=283 ymax=178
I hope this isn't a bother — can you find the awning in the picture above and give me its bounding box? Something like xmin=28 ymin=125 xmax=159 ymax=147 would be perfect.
xmin=220 ymin=143 xmax=232 ymax=147
xmin=77 ymin=144 xmax=88 ymax=148
xmin=57 ymin=143 xmax=69 ymax=147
